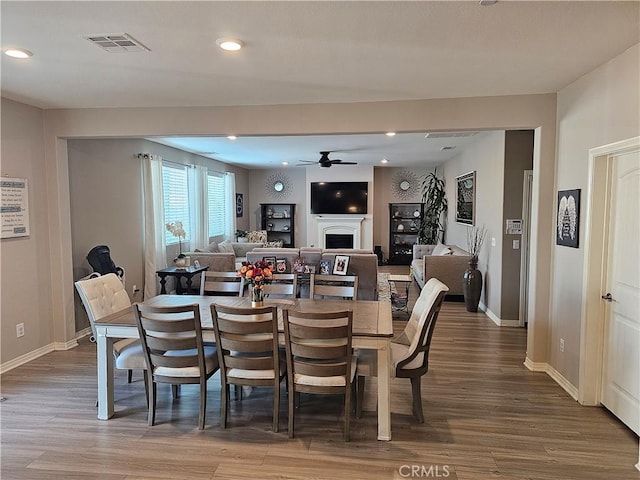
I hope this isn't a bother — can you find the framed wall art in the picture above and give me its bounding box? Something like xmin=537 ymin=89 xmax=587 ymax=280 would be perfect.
xmin=236 ymin=193 xmax=243 ymax=217
xmin=456 ymin=171 xmax=475 ymax=225
xmin=556 ymin=189 xmax=580 ymax=248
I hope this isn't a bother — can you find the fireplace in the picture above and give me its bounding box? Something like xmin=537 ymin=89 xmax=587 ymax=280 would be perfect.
xmin=326 ymin=233 xmax=354 ymax=249
xmin=315 ymin=216 xmax=364 ymax=249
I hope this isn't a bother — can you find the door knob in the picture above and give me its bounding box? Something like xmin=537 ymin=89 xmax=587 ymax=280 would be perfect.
xmin=601 ymin=293 xmax=615 ymax=302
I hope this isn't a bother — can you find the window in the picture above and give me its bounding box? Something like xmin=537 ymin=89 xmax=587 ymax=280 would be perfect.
xmin=162 ymin=163 xmax=191 ymax=245
xmin=208 ymin=172 xmax=225 ymax=238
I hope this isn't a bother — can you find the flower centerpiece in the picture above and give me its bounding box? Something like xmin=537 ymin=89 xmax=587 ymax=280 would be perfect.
xmin=238 ymin=260 xmax=273 ymax=306
xmin=166 ymin=221 xmax=187 ymax=266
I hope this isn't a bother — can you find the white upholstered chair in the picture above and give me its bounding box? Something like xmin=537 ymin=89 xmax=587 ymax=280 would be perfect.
xmin=74 ymin=273 xmax=147 ymax=389
xmin=356 ymin=277 xmax=449 ymax=423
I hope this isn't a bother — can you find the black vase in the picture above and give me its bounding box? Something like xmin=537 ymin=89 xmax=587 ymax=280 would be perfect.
xmin=463 ymin=257 xmax=482 ymax=312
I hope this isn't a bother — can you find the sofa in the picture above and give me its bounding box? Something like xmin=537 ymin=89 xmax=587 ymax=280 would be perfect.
xmin=188 ymin=230 xmax=283 ymax=269
xmin=410 ymin=243 xmax=470 ymax=295
xmin=246 ymin=247 xmax=379 ymax=300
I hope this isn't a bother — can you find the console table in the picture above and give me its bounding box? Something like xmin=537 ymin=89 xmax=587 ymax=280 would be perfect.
xmin=156 ymin=265 xmax=208 ymax=294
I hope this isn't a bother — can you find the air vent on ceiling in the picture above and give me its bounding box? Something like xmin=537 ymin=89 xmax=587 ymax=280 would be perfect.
xmin=440 ymin=146 xmax=456 ymax=151
xmin=425 ymin=132 xmax=479 ymax=139
xmin=83 ymin=33 xmax=150 ymax=53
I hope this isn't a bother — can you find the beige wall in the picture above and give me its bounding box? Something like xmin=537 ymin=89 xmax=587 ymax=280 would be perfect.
xmin=1 ymin=98 xmax=52 ymax=365
xmin=1 ymin=93 xmax=558 ymax=370
xmin=443 ymin=131 xmax=506 ymax=318
xmin=501 ymin=130 xmax=534 ymax=320
xmin=551 ymin=43 xmax=640 ymax=387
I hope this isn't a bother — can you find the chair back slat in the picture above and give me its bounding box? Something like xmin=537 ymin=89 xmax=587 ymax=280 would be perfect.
xmin=201 ymin=271 xmax=242 ymax=296
xmin=310 ymin=274 xmax=358 ymax=300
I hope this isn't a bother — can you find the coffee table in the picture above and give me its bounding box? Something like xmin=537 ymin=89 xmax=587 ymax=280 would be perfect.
xmin=388 ymin=274 xmax=413 ymax=315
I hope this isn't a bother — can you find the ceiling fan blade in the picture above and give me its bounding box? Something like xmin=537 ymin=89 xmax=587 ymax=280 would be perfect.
xmin=330 ymin=159 xmax=357 ymax=165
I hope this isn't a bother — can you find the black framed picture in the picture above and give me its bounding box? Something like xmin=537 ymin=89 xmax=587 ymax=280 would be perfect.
xmin=556 ymin=189 xmax=580 ymax=248
xmin=319 ymin=259 xmax=332 ymax=275
xmin=236 ymin=193 xmax=243 ymax=217
xmin=456 ymin=171 xmax=475 ymax=225
xmin=333 ymin=255 xmax=350 ymax=275
xmin=262 ymin=256 xmax=276 ymax=270
xmin=276 ymin=258 xmax=287 ymax=273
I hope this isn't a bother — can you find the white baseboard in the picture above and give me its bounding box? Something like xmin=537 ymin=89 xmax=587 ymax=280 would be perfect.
xmin=523 ymin=357 xmax=579 ymax=401
xmin=0 ymin=335 xmax=83 ymax=374
xmin=478 ymin=302 xmax=520 ymax=327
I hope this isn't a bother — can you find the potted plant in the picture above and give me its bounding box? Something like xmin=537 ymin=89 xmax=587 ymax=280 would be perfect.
xmin=463 ymin=225 xmax=486 ymax=312
xmin=418 ymin=168 xmax=448 ymax=245
xmin=166 ymin=221 xmax=187 ymax=267
xmin=235 ymin=229 xmax=249 ymax=243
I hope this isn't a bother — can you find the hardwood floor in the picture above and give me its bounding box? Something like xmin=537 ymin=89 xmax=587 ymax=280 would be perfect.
xmin=2 ymin=266 xmax=638 ymax=479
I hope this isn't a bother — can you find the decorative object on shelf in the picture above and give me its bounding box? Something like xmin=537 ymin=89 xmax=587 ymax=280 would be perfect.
xmin=265 ymin=172 xmax=291 ymax=199
xmin=238 ymin=260 xmax=273 ymax=307
xmin=266 ymin=206 xmax=274 ymax=217
xmin=397 ymin=223 xmax=405 ymax=232
xmin=556 ymin=189 xmax=581 ymax=248
xmin=409 ymin=221 xmax=418 ymax=231
xmin=392 ymin=170 xmax=419 ymax=200
xmin=413 ymin=208 xmax=420 ymax=218
xmin=463 ymin=225 xmax=486 ymax=312
xmin=282 ymin=225 xmax=290 ymax=231
xmin=236 ymin=193 xmax=244 ymax=217
xmin=282 ymin=209 xmax=289 ymax=218
xmin=267 ymin=223 xmax=274 ymax=231
xmin=166 ymin=220 xmax=187 ymax=263
xmin=419 ymin=168 xmax=448 ymax=244
xmin=455 ymin=171 xmax=476 ymax=225
xmin=333 ymin=255 xmax=350 ymax=275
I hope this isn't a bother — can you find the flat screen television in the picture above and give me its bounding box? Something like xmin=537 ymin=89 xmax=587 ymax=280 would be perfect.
xmin=310 ymin=181 xmax=368 ymax=214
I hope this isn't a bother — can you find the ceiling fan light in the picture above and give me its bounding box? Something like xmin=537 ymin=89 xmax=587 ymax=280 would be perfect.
xmin=227 ymin=135 xmax=237 ymax=140
xmin=4 ymin=48 xmax=33 ymax=59
xmin=381 ymin=158 xmax=389 ymax=164
xmin=216 ymin=38 xmax=244 ymax=51
xmin=385 ymin=132 xmax=396 ymax=137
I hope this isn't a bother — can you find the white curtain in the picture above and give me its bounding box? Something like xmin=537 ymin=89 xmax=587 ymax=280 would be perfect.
xmin=224 ymin=171 xmax=236 ymax=241
xmin=141 ymin=153 xmax=166 ymax=300
xmin=189 ymin=165 xmax=209 ymax=249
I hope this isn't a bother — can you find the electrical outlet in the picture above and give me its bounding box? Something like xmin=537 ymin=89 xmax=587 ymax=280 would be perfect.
xmin=559 ymin=338 xmax=565 ymax=353
xmin=16 ymin=323 xmax=25 ymax=338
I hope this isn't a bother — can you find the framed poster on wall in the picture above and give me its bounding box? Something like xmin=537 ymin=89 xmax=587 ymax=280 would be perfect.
xmin=556 ymin=189 xmax=580 ymax=248
xmin=1 ymin=177 xmax=30 ymax=239
xmin=456 ymin=171 xmax=475 ymax=225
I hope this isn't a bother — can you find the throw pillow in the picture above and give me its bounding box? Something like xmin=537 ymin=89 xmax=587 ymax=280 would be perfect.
xmin=246 ymin=230 xmax=268 ymax=244
xmin=264 ymin=240 xmax=284 ymax=248
xmin=194 ymin=248 xmax=209 ymax=253
xmin=207 ymin=241 xmax=219 ymax=252
xmin=432 ymin=242 xmax=452 ymax=256
xmin=218 ymin=242 xmax=235 ymax=254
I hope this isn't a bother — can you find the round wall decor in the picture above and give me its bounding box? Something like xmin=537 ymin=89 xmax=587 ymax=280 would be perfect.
xmin=265 ymin=172 xmax=291 ymax=199
xmin=392 ymin=170 xmax=419 ymax=200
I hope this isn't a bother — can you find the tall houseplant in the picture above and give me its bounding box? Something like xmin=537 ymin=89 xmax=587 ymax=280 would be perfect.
xmin=419 ymin=169 xmax=448 ymax=245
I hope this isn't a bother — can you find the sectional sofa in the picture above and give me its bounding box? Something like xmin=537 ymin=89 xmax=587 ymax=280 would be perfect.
xmin=410 ymin=243 xmax=470 ymax=295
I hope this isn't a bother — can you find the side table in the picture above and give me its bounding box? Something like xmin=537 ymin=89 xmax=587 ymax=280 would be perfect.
xmin=156 ymin=265 xmax=209 ymax=294
xmin=388 ymin=274 xmax=413 ymax=315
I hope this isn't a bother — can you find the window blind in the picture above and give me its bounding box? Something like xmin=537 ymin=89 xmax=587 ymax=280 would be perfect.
xmin=162 ymin=163 xmax=191 ymax=245
xmin=208 ymin=172 xmax=225 ymax=237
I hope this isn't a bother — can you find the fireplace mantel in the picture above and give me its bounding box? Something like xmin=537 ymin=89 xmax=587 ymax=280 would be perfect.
xmin=314 ymin=216 xmax=364 ymax=249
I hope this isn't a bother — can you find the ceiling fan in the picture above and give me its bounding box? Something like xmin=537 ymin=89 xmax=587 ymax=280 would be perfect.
xmin=297 ymin=151 xmax=358 ymax=168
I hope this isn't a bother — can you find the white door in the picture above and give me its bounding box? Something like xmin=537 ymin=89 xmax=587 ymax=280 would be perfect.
xmin=601 ymin=148 xmax=640 ymax=436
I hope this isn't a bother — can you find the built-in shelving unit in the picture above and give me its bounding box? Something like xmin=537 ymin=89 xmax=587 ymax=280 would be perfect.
xmin=388 ymin=202 xmax=424 ymax=265
xmin=260 ymin=203 xmax=296 ymax=248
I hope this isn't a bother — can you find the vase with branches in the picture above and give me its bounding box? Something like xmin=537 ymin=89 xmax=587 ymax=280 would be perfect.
xmin=419 ymin=168 xmax=448 ymax=245
xmin=463 ymin=225 xmax=486 ymax=312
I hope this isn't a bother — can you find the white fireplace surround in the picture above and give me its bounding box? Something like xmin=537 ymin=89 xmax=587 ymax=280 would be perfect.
xmin=315 ymin=216 xmax=364 ymax=249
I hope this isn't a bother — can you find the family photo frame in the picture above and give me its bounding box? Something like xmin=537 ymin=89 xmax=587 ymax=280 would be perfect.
xmin=332 ymin=255 xmax=350 ymax=275
xmin=456 ymin=171 xmax=476 ymax=225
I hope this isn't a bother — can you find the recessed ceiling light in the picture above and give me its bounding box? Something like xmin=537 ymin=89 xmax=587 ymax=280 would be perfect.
xmin=216 ymin=38 xmax=244 ymax=51
xmin=479 ymin=0 xmax=498 ymax=5
xmin=385 ymin=132 xmax=396 ymax=137
xmin=227 ymin=135 xmax=237 ymax=140
xmin=381 ymin=158 xmax=389 ymax=164
xmin=4 ymin=48 xmax=33 ymax=59
xmin=282 ymin=161 xmax=289 ymax=166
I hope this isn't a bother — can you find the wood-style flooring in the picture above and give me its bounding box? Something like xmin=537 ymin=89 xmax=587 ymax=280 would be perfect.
xmin=2 ymin=265 xmax=638 ymax=479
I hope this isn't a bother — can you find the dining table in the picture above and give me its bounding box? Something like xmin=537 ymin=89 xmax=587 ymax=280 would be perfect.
xmin=94 ymin=295 xmax=394 ymax=440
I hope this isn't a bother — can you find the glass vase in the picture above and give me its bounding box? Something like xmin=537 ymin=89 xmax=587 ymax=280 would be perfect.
xmin=251 ymin=284 xmax=264 ymax=307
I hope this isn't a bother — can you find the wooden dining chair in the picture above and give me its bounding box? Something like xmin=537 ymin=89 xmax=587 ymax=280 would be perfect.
xmin=241 ymin=273 xmax=298 ymax=299
xmin=75 ymin=273 xmax=147 ymax=391
xmin=282 ymin=309 xmax=355 ymax=441
xmin=309 ymin=274 xmax=358 ymax=300
xmin=200 ymin=271 xmax=243 ymax=296
xmin=133 ymin=303 xmax=219 ymax=429
xmin=210 ymin=304 xmax=284 ymax=432
xmin=356 ymin=278 xmax=449 ymax=423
